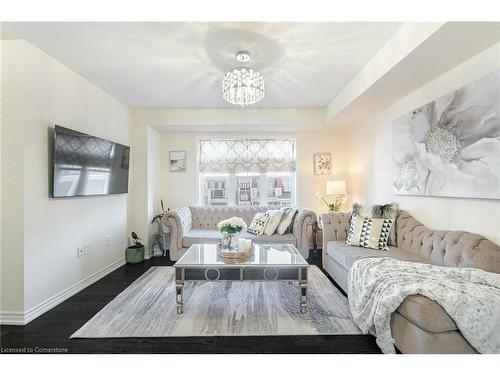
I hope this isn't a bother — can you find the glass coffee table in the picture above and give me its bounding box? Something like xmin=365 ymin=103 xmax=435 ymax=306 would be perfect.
xmin=173 ymin=243 xmax=309 ymax=314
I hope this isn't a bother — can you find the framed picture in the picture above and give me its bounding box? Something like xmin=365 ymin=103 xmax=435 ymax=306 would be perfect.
xmin=393 ymin=70 xmax=499 ymax=199
xmin=169 ymin=151 xmax=186 ymax=172
xmin=313 ymin=152 xmax=331 ymax=175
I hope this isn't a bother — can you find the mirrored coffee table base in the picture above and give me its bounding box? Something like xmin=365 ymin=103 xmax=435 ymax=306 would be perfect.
xmin=173 ymin=244 xmax=310 ymax=314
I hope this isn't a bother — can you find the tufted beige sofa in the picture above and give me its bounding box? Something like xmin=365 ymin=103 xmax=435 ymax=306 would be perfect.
xmin=319 ymin=210 xmax=500 ymax=354
xmin=164 ymin=206 xmax=316 ymax=261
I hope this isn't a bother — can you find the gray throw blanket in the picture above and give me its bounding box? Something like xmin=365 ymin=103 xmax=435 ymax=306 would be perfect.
xmin=348 ymin=257 xmax=500 ymax=353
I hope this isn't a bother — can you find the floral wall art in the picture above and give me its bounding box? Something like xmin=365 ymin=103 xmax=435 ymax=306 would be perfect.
xmin=393 ymin=70 xmax=500 ymax=200
xmin=313 ymin=152 xmax=332 ymax=175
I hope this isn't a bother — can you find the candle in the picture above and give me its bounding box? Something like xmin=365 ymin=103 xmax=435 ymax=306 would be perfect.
xmin=238 ymin=238 xmax=246 ymax=252
xmin=245 ymin=239 xmax=252 ymax=252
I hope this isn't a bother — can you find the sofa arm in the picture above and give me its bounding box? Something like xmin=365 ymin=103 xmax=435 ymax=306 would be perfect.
xmin=319 ymin=211 xmax=351 ymax=244
xmin=292 ymin=208 xmax=317 ymax=259
xmin=162 ymin=207 xmax=192 ymax=261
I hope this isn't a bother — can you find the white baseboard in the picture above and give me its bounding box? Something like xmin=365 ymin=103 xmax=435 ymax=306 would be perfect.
xmin=0 ymin=311 xmax=25 ymax=325
xmin=0 ymin=257 xmax=126 ymax=326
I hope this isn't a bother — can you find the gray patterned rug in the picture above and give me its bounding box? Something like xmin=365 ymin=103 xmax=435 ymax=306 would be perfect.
xmin=71 ymin=266 xmax=360 ymax=338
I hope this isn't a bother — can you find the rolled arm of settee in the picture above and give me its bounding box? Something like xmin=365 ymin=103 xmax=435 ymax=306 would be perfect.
xmin=319 ymin=211 xmax=351 ymax=246
xmin=162 ymin=207 xmax=192 ymax=261
xmin=292 ymin=208 xmax=317 ymax=259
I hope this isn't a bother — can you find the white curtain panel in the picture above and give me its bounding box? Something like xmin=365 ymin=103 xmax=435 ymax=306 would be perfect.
xmin=199 ymin=138 xmax=296 ymax=173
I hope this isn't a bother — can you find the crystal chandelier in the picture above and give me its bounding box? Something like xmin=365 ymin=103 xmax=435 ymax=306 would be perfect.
xmin=222 ymin=51 xmax=265 ymax=108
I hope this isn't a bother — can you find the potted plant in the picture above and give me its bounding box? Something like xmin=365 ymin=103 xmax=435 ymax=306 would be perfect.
xmin=126 ymin=232 xmax=145 ymax=264
xmin=217 ymin=217 xmax=247 ymax=249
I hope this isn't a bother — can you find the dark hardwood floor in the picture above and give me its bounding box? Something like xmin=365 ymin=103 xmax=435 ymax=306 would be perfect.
xmin=0 ymin=250 xmax=380 ymax=354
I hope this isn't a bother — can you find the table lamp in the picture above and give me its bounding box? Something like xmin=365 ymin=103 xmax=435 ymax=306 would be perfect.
xmin=314 ymin=179 xmax=348 ymax=211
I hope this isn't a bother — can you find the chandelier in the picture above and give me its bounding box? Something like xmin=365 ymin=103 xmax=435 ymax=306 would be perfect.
xmin=222 ymin=51 xmax=265 ymax=108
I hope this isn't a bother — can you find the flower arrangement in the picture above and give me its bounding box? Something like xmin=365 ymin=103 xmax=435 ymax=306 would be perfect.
xmin=314 ymin=191 xmax=343 ymax=212
xmin=217 ymin=217 xmax=247 ymax=234
xmin=218 ymin=217 xmax=247 ymax=250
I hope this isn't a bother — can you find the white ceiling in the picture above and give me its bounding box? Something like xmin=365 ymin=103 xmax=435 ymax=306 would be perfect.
xmin=1 ymin=22 xmax=402 ymax=108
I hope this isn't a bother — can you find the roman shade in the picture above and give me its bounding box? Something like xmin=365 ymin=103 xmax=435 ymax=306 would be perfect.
xmin=199 ymin=138 xmax=296 ymax=173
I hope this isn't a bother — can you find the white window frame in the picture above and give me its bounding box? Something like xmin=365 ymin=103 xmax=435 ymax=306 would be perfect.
xmin=196 ymin=136 xmax=298 ymax=206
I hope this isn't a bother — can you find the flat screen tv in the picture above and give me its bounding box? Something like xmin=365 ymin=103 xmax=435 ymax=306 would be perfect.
xmin=52 ymin=125 xmax=130 ymax=198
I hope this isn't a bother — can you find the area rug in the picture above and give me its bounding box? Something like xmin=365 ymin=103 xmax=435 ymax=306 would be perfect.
xmin=71 ymin=266 xmax=361 ymax=338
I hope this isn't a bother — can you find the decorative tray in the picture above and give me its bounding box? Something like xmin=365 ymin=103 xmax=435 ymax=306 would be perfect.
xmin=216 ymin=242 xmax=254 ymax=259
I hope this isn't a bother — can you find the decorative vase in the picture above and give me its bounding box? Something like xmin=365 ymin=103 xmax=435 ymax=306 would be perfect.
xmin=221 ymin=232 xmax=239 ymax=250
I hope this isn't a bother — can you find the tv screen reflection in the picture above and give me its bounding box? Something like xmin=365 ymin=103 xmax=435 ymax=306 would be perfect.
xmin=52 ymin=125 xmax=130 ymax=198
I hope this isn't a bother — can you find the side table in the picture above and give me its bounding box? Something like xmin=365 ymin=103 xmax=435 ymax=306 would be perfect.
xmin=311 ymin=221 xmax=321 ymax=255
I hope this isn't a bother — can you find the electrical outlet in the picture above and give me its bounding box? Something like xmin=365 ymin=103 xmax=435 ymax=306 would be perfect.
xmin=83 ymin=242 xmax=91 ymax=255
xmin=105 ymin=235 xmax=111 ymax=247
xmin=77 ymin=246 xmax=85 ymax=258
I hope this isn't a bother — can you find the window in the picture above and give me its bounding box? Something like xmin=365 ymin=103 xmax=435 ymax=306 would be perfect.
xmin=198 ymin=138 xmax=296 ymax=207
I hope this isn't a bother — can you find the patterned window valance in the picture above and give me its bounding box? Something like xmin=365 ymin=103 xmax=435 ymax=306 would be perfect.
xmin=199 ymin=138 xmax=296 ymax=173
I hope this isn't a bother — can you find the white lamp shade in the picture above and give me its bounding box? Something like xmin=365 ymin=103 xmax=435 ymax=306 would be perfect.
xmin=326 ymin=180 xmax=347 ymax=195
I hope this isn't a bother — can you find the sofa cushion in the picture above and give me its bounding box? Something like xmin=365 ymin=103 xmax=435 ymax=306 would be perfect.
xmin=249 ymin=233 xmax=296 ymax=244
xmin=276 ymin=207 xmax=298 ymax=235
xmin=182 ymin=229 xmax=221 ymax=248
xmin=326 ymin=240 xmax=455 ymax=334
xmin=326 ymin=240 xmax=430 ymax=270
xmin=263 ymin=210 xmax=284 ymax=235
xmin=397 ymin=295 xmax=458 ymax=333
xmin=183 ymin=229 xmax=296 ymax=248
xmin=391 ymin=312 xmax=475 ymax=353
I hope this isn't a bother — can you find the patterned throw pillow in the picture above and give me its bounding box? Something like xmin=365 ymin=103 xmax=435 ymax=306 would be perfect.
xmin=263 ymin=210 xmax=284 ymax=236
xmin=276 ymin=207 xmax=298 ymax=235
xmin=351 ymin=202 xmax=398 ymax=246
xmin=247 ymin=213 xmax=270 ymax=235
xmin=345 ymin=214 xmax=394 ymax=251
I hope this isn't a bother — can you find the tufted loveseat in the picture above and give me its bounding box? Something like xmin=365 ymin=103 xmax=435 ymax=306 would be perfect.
xmin=164 ymin=206 xmax=316 ymax=261
xmin=319 ymin=210 xmax=500 ymax=354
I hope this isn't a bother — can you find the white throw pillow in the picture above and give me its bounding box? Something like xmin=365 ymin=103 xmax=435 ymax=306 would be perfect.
xmin=247 ymin=213 xmax=269 ymax=235
xmin=263 ymin=210 xmax=284 ymax=236
xmin=276 ymin=207 xmax=298 ymax=235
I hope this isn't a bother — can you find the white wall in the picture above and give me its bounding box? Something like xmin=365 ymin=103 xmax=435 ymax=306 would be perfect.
xmin=1 ymin=40 xmax=131 ymax=323
xmin=1 ymin=40 xmax=26 ymax=315
xmin=146 ymin=126 xmax=161 ymax=257
xmin=128 ymin=112 xmax=162 ymax=257
xmin=345 ymin=42 xmax=500 ymax=244
xmin=129 ymin=109 xmax=346 ymax=253
xmin=159 ymin=131 xmax=347 ymax=213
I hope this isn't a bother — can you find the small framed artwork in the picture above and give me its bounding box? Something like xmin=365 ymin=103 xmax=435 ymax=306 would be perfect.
xmin=313 ymin=152 xmax=331 ymax=175
xmin=169 ymin=151 xmax=186 ymax=172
